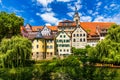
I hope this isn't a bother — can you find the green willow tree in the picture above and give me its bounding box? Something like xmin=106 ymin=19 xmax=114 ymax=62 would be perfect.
xmin=88 ymin=24 xmax=120 ymax=64
xmin=0 ymin=12 xmax=24 ymax=40
xmin=0 ymin=36 xmax=32 ymax=68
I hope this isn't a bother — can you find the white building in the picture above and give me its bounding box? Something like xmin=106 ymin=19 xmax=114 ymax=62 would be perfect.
xmin=41 ymin=26 xmax=51 ymax=36
xmin=56 ymin=30 xmax=71 ymax=58
xmin=72 ymin=25 xmax=87 ymax=48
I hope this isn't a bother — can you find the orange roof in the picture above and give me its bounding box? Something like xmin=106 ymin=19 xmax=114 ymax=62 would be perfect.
xmin=58 ymin=20 xmax=76 ymax=27
xmin=32 ymin=26 xmax=58 ymax=31
xmin=32 ymin=26 xmax=43 ymax=31
xmin=20 ymin=26 xmax=26 ymax=32
xmin=47 ymin=26 xmax=58 ymax=31
xmin=80 ymin=22 xmax=115 ymax=35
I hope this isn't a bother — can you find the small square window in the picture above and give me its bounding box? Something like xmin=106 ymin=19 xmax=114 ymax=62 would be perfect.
xmin=77 ymin=34 xmax=79 ymax=37
xmin=67 ymin=49 xmax=69 ymax=52
xmin=60 ymin=49 xmax=62 ymax=52
xmin=80 ymin=34 xmax=82 ymax=36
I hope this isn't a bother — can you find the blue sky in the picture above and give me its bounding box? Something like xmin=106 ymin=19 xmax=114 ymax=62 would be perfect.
xmin=0 ymin=0 xmax=120 ymax=26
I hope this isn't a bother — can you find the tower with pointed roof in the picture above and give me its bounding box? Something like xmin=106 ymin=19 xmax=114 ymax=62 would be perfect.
xmin=73 ymin=6 xmax=80 ymax=25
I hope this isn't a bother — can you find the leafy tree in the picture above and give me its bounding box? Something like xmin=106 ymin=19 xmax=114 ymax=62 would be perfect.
xmin=0 ymin=36 xmax=32 ymax=68
xmin=0 ymin=12 xmax=24 ymax=40
xmin=88 ymin=24 xmax=120 ymax=64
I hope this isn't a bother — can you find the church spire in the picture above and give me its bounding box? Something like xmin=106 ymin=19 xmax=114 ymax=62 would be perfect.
xmin=75 ymin=6 xmax=78 ymax=14
xmin=73 ymin=6 xmax=80 ymax=25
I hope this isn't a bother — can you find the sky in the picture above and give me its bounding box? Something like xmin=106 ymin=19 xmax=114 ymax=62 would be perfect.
xmin=0 ymin=0 xmax=120 ymax=26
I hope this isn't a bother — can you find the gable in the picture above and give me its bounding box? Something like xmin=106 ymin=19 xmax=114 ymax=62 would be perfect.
xmin=25 ymin=24 xmax=32 ymax=29
xmin=56 ymin=31 xmax=70 ymax=39
xmin=42 ymin=26 xmax=51 ymax=32
xmin=72 ymin=27 xmax=86 ymax=35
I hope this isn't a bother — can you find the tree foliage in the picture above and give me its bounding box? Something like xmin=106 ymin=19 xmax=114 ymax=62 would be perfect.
xmin=0 ymin=12 xmax=24 ymax=40
xmin=0 ymin=36 xmax=32 ymax=68
xmin=88 ymin=24 xmax=120 ymax=64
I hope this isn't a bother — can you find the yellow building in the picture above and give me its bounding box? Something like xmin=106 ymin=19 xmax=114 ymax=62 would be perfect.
xmin=45 ymin=36 xmax=56 ymax=60
xmin=32 ymin=30 xmax=45 ymax=60
xmin=32 ymin=30 xmax=56 ymax=60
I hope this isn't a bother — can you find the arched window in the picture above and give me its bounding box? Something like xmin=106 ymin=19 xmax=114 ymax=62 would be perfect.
xmin=77 ymin=34 xmax=79 ymax=37
xmin=73 ymin=39 xmax=76 ymax=42
xmin=80 ymin=38 xmax=82 ymax=42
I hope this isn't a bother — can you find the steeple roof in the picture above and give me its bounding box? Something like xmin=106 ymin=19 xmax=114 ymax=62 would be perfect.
xmin=75 ymin=6 xmax=78 ymax=14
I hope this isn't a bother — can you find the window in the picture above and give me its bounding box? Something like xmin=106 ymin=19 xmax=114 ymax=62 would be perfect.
xmin=36 ymin=45 xmax=39 ymax=48
xmin=59 ymin=44 xmax=62 ymax=47
xmin=64 ymin=40 xmax=66 ymax=42
xmin=73 ymin=34 xmax=75 ymax=37
xmin=80 ymin=34 xmax=82 ymax=36
xmin=66 ymin=40 xmax=70 ymax=42
xmin=67 ymin=49 xmax=69 ymax=52
xmin=80 ymin=38 xmax=82 ymax=42
xmin=73 ymin=39 xmax=76 ymax=42
xmin=50 ymin=45 xmax=53 ymax=49
xmin=64 ymin=49 xmax=65 ymax=52
xmin=76 ymin=20 xmax=78 ymax=24
xmin=50 ymin=52 xmax=52 ymax=56
xmin=64 ymin=35 xmax=66 ymax=38
xmin=77 ymin=34 xmax=79 ymax=37
xmin=60 ymin=35 xmax=62 ymax=37
xmin=36 ymin=52 xmax=39 ymax=58
xmin=47 ymin=46 xmax=49 ymax=48
xmin=83 ymin=38 xmax=85 ymax=42
xmin=83 ymin=34 xmax=85 ymax=36
xmin=60 ymin=49 xmax=62 ymax=52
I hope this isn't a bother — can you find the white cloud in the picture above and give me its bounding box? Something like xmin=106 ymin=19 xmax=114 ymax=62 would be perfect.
xmin=94 ymin=16 xmax=104 ymax=22
xmin=80 ymin=16 xmax=92 ymax=22
xmin=57 ymin=0 xmax=71 ymax=2
xmin=67 ymin=12 xmax=74 ymax=17
xmin=36 ymin=0 xmax=54 ymax=7
xmin=88 ymin=10 xmax=93 ymax=14
xmin=92 ymin=12 xmax=98 ymax=16
xmin=93 ymin=14 xmax=120 ymax=24
xmin=36 ymin=12 xmax=60 ymax=25
xmin=110 ymin=4 xmax=116 ymax=7
xmin=45 ymin=23 xmax=51 ymax=26
xmin=41 ymin=7 xmax=52 ymax=12
xmin=96 ymin=2 xmax=102 ymax=7
xmin=67 ymin=0 xmax=82 ymax=11
xmin=0 ymin=0 xmax=2 ymax=3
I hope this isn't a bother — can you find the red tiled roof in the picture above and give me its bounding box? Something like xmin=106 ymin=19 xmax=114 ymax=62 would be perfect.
xmin=47 ymin=26 xmax=58 ymax=31
xmin=80 ymin=22 xmax=115 ymax=36
xmin=32 ymin=26 xmax=58 ymax=31
xmin=32 ymin=26 xmax=43 ymax=31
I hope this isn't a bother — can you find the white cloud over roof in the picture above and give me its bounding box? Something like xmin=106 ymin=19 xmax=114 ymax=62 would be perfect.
xmin=36 ymin=12 xmax=60 ymax=25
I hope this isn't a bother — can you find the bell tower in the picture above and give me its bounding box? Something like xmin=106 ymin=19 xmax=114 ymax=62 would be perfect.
xmin=73 ymin=6 xmax=80 ymax=25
